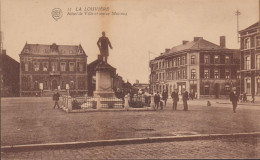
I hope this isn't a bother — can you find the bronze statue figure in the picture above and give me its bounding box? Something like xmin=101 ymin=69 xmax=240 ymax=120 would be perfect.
xmin=97 ymin=32 xmax=113 ymax=62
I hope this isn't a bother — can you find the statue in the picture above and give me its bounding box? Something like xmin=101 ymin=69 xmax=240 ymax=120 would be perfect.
xmin=97 ymin=32 xmax=113 ymax=62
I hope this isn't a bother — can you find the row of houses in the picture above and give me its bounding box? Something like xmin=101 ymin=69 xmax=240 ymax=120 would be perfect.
xmin=1 ymin=43 xmax=132 ymax=97
xmin=149 ymin=22 xmax=260 ymax=99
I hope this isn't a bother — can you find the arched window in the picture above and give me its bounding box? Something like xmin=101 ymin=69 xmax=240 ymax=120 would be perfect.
xmin=244 ymin=38 xmax=251 ymax=49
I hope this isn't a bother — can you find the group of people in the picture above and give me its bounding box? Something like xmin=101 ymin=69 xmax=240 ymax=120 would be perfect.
xmin=154 ymin=89 xmax=189 ymax=111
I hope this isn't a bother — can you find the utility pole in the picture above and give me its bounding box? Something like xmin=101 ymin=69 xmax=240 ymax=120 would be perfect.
xmin=235 ymin=9 xmax=241 ymax=43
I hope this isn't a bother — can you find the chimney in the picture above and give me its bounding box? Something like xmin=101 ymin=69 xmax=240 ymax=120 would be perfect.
xmin=182 ymin=40 xmax=189 ymax=45
xmin=194 ymin=37 xmax=203 ymax=41
xmin=160 ymin=53 xmax=163 ymax=55
xmin=165 ymin=48 xmax=170 ymax=53
xmin=136 ymin=80 xmax=139 ymax=84
xmin=220 ymin=36 xmax=226 ymax=48
xmin=2 ymin=49 xmax=6 ymax=55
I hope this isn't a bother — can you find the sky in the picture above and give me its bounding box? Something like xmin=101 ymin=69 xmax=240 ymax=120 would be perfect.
xmin=1 ymin=0 xmax=259 ymax=84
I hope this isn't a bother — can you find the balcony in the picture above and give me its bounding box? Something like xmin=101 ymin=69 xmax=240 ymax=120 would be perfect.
xmin=49 ymin=71 xmax=60 ymax=76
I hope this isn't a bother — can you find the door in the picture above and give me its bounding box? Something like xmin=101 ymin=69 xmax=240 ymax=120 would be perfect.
xmin=52 ymin=80 xmax=58 ymax=90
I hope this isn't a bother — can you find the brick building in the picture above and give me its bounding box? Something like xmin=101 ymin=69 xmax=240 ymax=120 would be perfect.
xmin=0 ymin=50 xmax=20 ymax=97
xmin=19 ymin=43 xmax=88 ymax=96
xmin=239 ymin=22 xmax=260 ymax=97
xmin=149 ymin=36 xmax=240 ymax=98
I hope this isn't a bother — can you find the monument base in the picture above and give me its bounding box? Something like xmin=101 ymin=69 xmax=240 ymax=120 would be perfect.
xmin=94 ymin=90 xmax=115 ymax=98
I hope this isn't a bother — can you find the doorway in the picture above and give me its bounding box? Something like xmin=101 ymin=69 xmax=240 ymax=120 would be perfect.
xmin=52 ymin=80 xmax=58 ymax=90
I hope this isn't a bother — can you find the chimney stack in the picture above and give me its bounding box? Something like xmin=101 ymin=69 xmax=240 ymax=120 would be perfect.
xmin=136 ymin=80 xmax=139 ymax=84
xmin=182 ymin=40 xmax=189 ymax=45
xmin=165 ymin=48 xmax=170 ymax=53
xmin=220 ymin=36 xmax=226 ymax=48
xmin=194 ymin=37 xmax=203 ymax=41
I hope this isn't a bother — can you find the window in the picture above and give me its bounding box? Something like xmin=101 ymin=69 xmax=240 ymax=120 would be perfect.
xmin=43 ymin=62 xmax=48 ymax=71
xmin=177 ymin=70 xmax=181 ymax=79
xmin=25 ymin=63 xmax=29 ymax=71
xmin=204 ymin=69 xmax=209 ymax=79
xmin=245 ymin=56 xmax=251 ymax=70
xmin=257 ymin=78 xmax=260 ymax=95
xmin=225 ymin=70 xmax=230 ymax=79
xmin=214 ymin=55 xmax=220 ymax=64
xmin=214 ymin=70 xmax=219 ymax=79
xmin=34 ymin=81 xmax=39 ymax=90
xmin=173 ymin=59 xmax=176 ymax=67
xmin=182 ymin=56 xmax=186 ymax=65
xmin=51 ymin=62 xmax=58 ymax=71
xmin=69 ymin=62 xmax=75 ymax=72
xmin=191 ymin=55 xmax=195 ymax=64
xmin=33 ymin=62 xmax=40 ymax=71
xmin=60 ymin=62 xmax=66 ymax=72
xmin=244 ymin=38 xmax=251 ymax=49
xmin=182 ymin=70 xmax=186 ymax=79
xmin=256 ymin=55 xmax=260 ymax=69
xmin=177 ymin=57 xmax=181 ymax=66
xmin=225 ymin=84 xmax=230 ymax=92
xmin=256 ymin=36 xmax=260 ymax=47
xmin=163 ymin=73 xmax=165 ymax=80
xmin=245 ymin=79 xmax=251 ymax=94
xmin=62 ymin=81 xmax=65 ymax=89
xmin=204 ymin=55 xmax=210 ymax=64
xmin=70 ymin=81 xmax=74 ymax=89
xmin=44 ymin=81 xmax=48 ymax=89
xmin=225 ymin=56 xmax=230 ymax=64
xmin=191 ymin=69 xmax=196 ymax=79
xmin=159 ymin=73 xmax=161 ymax=80
xmin=159 ymin=62 xmax=161 ymax=69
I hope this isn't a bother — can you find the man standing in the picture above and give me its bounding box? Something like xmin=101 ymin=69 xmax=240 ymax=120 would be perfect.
xmin=154 ymin=91 xmax=161 ymax=110
xmin=97 ymin=31 xmax=113 ymax=63
xmin=229 ymin=87 xmax=239 ymax=113
xmin=182 ymin=89 xmax=189 ymax=111
xmin=171 ymin=89 xmax=179 ymax=110
xmin=162 ymin=89 xmax=168 ymax=107
xmin=53 ymin=90 xmax=60 ymax=109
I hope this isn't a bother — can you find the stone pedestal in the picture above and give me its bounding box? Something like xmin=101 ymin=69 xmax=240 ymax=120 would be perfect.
xmin=93 ymin=61 xmax=115 ymax=98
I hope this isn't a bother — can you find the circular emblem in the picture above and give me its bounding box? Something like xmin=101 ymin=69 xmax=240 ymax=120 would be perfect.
xmin=51 ymin=8 xmax=62 ymax=21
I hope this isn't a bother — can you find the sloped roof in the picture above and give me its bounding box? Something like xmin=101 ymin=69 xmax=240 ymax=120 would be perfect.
xmin=20 ymin=43 xmax=87 ymax=56
xmin=163 ymin=37 xmax=221 ymax=56
xmin=239 ymin=21 xmax=260 ymax=33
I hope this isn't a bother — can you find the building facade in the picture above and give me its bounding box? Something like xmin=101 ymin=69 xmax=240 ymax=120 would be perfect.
xmin=19 ymin=43 xmax=88 ymax=96
xmin=0 ymin=50 xmax=20 ymax=97
xmin=239 ymin=22 xmax=260 ymax=97
xmin=150 ymin=37 xmax=240 ymax=98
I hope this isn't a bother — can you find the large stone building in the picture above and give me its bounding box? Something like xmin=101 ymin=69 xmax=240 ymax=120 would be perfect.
xmin=149 ymin=36 xmax=240 ymax=98
xmin=239 ymin=22 xmax=260 ymax=98
xmin=0 ymin=50 xmax=20 ymax=97
xmin=19 ymin=43 xmax=88 ymax=96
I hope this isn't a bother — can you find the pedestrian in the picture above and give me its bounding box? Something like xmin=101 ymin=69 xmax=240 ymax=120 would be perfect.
xmin=162 ymin=89 xmax=168 ymax=107
xmin=182 ymin=89 xmax=189 ymax=111
xmin=229 ymin=87 xmax=239 ymax=113
xmin=171 ymin=89 xmax=179 ymax=110
xmin=154 ymin=91 xmax=161 ymax=110
xmin=53 ymin=90 xmax=60 ymax=109
xmin=243 ymin=92 xmax=247 ymax=102
xmin=251 ymin=92 xmax=255 ymax=103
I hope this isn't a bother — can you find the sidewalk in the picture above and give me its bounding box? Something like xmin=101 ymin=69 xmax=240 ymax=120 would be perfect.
xmin=2 ymin=136 xmax=260 ymax=159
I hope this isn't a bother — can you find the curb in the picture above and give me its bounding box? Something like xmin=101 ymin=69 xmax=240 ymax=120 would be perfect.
xmin=2 ymin=132 xmax=260 ymax=152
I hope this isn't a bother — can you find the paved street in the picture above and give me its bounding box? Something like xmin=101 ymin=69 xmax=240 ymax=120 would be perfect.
xmin=2 ymin=136 xmax=260 ymax=159
xmin=1 ymin=97 xmax=260 ymax=146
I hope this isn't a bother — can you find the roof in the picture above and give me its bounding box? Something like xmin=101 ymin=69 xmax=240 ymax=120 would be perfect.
xmin=154 ymin=37 xmax=236 ymax=60
xmin=239 ymin=21 xmax=260 ymax=33
xmin=20 ymin=43 xmax=87 ymax=56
